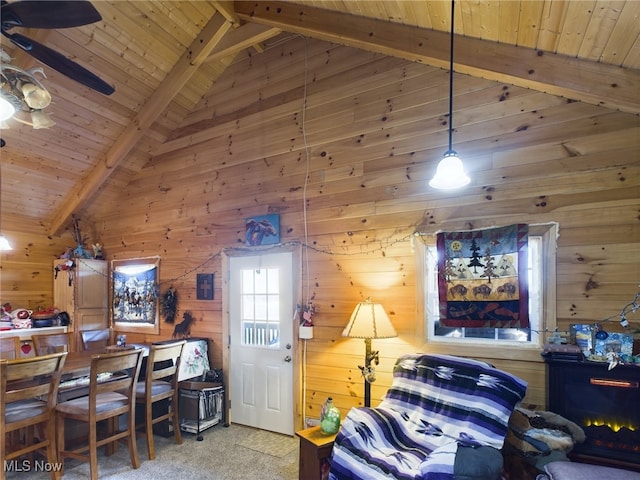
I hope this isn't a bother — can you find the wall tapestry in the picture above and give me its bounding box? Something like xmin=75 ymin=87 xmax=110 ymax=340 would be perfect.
xmin=437 ymin=224 xmax=529 ymax=328
xmin=245 ymin=213 xmax=280 ymax=246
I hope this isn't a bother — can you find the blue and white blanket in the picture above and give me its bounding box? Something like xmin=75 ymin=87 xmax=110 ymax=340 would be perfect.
xmin=329 ymin=354 xmax=527 ymax=480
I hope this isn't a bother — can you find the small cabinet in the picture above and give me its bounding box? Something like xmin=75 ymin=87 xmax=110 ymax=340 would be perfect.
xmin=53 ymin=259 xmax=108 ymax=350
xmin=296 ymin=426 xmax=337 ymax=480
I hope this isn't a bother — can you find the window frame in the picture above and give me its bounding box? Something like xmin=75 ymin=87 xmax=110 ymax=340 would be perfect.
xmin=415 ymin=223 xmax=557 ymax=362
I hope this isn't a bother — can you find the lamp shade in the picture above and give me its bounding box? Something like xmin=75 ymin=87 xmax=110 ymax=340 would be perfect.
xmin=0 ymin=234 xmax=12 ymax=251
xmin=0 ymin=95 xmax=16 ymax=122
xmin=429 ymin=151 xmax=470 ymax=190
xmin=342 ymin=300 xmax=397 ymax=339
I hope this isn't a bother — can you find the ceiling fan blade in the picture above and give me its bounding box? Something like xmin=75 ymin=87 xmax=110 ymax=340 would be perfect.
xmin=1 ymin=1 xmax=101 ymax=29
xmin=5 ymin=31 xmax=114 ymax=95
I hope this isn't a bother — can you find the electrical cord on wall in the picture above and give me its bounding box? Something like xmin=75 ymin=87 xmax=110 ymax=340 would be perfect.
xmin=299 ymin=35 xmax=312 ymax=426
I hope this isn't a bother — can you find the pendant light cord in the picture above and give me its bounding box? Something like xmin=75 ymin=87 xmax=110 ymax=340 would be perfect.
xmin=447 ymin=0 xmax=455 ymax=154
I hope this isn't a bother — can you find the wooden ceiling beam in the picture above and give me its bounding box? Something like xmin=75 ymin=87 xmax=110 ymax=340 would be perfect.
xmin=48 ymin=13 xmax=233 ymax=236
xmin=235 ymin=1 xmax=640 ymax=115
xmin=204 ymin=23 xmax=282 ymax=63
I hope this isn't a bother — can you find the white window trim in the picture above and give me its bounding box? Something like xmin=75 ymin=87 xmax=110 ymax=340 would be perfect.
xmin=415 ymin=223 xmax=558 ymax=363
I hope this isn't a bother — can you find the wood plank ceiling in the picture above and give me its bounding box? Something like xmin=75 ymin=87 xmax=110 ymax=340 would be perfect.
xmin=1 ymin=1 xmax=638 ymax=236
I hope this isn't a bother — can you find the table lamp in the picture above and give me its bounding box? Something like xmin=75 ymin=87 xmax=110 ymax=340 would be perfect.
xmin=342 ymin=298 xmax=397 ymax=407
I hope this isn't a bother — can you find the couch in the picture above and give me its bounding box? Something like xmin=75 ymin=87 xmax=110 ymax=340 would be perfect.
xmin=328 ymin=353 xmax=528 ymax=480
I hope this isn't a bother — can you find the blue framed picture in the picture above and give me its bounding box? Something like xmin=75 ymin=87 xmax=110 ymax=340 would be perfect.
xmin=245 ymin=214 xmax=280 ymax=246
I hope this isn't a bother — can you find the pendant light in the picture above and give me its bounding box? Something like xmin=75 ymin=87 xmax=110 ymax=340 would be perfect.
xmin=0 ymin=138 xmax=12 ymax=251
xmin=429 ymin=0 xmax=470 ymax=190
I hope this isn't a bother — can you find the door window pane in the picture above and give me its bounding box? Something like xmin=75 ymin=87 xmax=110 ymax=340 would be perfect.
xmin=241 ymin=267 xmax=280 ymax=348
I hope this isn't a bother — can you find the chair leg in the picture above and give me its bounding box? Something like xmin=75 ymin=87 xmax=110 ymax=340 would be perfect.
xmin=1 ymin=430 xmax=6 ymax=480
xmin=129 ymin=409 xmax=141 ymax=469
xmin=56 ymin=415 xmax=66 ymax=478
xmin=172 ymin=398 xmax=183 ymax=445
xmin=25 ymin=425 xmax=35 ymax=464
xmin=89 ymin=419 xmax=99 ymax=480
xmin=146 ymin=401 xmax=155 ymax=460
xmin=45 ymin=417 xmax=60 ymax=480
xmin=106 ymin=417 xmax=118 ymax=456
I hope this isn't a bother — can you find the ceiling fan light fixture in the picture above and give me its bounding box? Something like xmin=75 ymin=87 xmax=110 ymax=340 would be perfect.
xmin=429 ymin=151 xmax=470 ymax=190
xmin=0 ymin=93 xmax=17 ymax=121
xmin=30 ymin=109 xmax=55 ymax=129
xmin=0 ymin=234 xmax=12 ymax=251
xmin=1 ymin=51 xmax=55 ymax=128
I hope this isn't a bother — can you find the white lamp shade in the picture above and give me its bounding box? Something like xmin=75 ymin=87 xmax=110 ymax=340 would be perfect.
xmin=429 ymin=152 xmax=470 ymax=190
xmin=342 ymin=300 xmax=397 ymax=339
xmin=0 ymin=95 xmax=16 ymax=122
xmin=0 ymin=234 xmax=13 ymax=251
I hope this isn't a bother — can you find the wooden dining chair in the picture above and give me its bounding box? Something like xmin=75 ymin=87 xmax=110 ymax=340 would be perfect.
xmin=0 ymin=336 xmax=21 ymax=360
xmin=55 ymin=348 xmax=144 ymax=480
xmin=135 ymin=340 xmax=186 ymax=460
xmin=0 ymin=352 xmax=68 ymax=480
xmin=81 ymin=328 xmax=113 ymax=351
xmin=33 ymin=332 xmax=72 ymax=356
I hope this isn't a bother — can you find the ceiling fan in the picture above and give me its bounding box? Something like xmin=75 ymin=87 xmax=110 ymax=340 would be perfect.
xmin=1 ymin=0 xmax=114 ymax=95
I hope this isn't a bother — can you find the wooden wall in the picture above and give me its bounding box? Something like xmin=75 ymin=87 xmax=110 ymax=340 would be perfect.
xmin=2 ymin=36 xmax=638 ymax=427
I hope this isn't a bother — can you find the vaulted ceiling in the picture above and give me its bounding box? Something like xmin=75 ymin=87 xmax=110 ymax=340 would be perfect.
xmin=1 ymin=1 xmax=638 ymax=236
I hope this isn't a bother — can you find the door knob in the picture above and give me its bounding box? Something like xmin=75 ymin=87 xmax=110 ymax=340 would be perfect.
xmin=284 ymin=355 xmax=292 ymax=362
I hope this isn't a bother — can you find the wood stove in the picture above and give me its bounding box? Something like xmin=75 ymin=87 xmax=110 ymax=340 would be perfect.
xmin=545 ymin=357 xmax=640 ymax=471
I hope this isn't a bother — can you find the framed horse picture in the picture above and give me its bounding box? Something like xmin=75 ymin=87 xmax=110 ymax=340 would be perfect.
xmin=245 ymin=214 xmax=280 ymax=246
xmin=111 ymin=256 xmax=160 ymax=334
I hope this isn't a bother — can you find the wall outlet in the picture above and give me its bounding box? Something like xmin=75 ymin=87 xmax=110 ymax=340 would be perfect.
xmin=306 ymin=417 xmax=320 ymax=428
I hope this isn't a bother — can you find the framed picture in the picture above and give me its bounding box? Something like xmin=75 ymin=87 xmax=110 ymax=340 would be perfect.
xmin=245 ymin=213 xmax=280 ymax=246
xmin=197 ymin=273 xmax=214 ymax=300
xmin=111 ymin=256 xmax=160 ymax=334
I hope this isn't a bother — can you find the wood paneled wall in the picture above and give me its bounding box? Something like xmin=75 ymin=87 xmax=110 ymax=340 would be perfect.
xmin=2 ymin=36 xmax=638 ymax=427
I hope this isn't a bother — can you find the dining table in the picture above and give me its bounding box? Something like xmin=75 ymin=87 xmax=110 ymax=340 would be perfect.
xmin=58 ymin=344 xmax=150 ymax=402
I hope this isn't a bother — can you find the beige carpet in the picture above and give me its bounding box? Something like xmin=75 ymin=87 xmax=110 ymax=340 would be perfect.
xmin=236 ymin=429 xmax=299 ymax=458
xmin=6 ymin=423 xmax=299 ymax=480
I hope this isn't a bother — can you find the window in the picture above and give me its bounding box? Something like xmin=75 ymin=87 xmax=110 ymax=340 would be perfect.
xmin=240 ymin=266 xmax=281 ymax=348
xmin=419 ymin=223 xmax=557 ymax=355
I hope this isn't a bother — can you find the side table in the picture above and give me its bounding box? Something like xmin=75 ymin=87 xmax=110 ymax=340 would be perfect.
xmin=296 ymin=426 xmax=338 ymax=480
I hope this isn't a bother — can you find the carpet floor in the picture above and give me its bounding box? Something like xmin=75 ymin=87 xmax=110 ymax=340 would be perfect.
xmin=5 ymin=424 xmax=299 ymax=480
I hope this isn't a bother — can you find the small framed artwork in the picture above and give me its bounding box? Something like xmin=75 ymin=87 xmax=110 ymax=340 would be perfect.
xmin=197 ymin=273 xmax=214 ymax=300
xmin=245 ymin=213 xmax=280 ymax=246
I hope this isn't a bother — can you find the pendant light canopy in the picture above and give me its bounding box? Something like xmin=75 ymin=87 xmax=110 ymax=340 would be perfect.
xmin=429 ymin=0 xmax=470 ymax=190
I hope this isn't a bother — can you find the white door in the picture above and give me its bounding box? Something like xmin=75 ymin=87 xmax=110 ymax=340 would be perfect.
xmin=229 ymin=252 xmax=294 ymax=435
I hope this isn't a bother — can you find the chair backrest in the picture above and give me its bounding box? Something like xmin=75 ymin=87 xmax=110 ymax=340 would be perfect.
xmin=81 ymin=328 xmax=113 ymax=351
xmin=379 ymin=354 xmax=528 ymax=449
xmin=33 ymin=332 xmax=72 ymax=355
xmin=146 ymin=340 xmax=186 ymax=388
xmin=0 ymin=336 xmax=21 ymax=360
xmin=90 ymin=348 xmax=144 ymax=403
xmin=1 ymin=352 xmax=68 ymax=416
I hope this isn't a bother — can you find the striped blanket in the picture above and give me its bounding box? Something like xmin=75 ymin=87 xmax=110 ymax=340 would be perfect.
xmin=329 ymin=354 xmax=527 ymax=480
